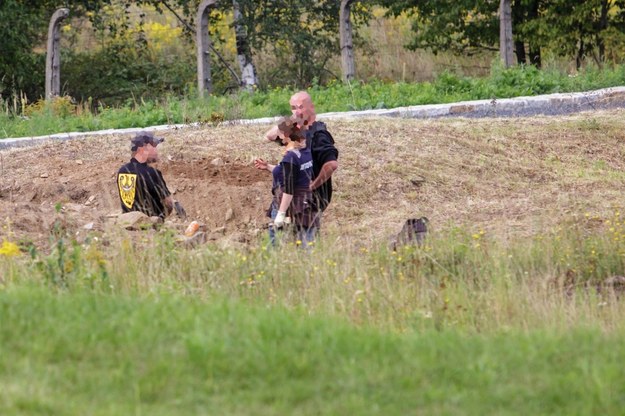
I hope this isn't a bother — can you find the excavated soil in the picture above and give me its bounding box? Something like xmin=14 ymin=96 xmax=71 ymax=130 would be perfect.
xmin=0 ymin=128 xmax=276 ymax=248
xmin=2 ymin=111 xmax=625 ymax=249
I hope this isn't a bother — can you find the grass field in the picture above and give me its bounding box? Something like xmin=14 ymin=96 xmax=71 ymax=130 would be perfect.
xmin=1 ymin=287 xmax=625 ymax=415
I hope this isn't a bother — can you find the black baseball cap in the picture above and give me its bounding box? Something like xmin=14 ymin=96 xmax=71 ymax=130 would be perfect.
xmin=131 ymin=131 xmax=165 ymax=151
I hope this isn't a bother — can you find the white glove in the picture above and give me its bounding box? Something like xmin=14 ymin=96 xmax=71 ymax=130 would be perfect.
xmin=274 ymin=211 xmax=287 ymax=228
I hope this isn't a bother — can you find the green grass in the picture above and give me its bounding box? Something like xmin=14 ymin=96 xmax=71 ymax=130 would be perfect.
xmin=3 ymin=63 xmax=625 ymax=139
xmin=1 ymin=287 xmax=625 ymax=415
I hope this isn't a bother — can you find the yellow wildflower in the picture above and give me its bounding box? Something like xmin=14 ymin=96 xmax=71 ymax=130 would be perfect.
xmin=0 ymin=240 xmax=21 ymax=257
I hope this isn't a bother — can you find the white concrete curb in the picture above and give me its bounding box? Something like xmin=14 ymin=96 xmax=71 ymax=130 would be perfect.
xmin=2 ymin=86 xmax=625 ymax=150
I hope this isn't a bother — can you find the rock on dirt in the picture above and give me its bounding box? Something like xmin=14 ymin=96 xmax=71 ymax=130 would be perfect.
xmin=116 ymin=212 xmax=161 ymax=230
xmin=178 ymin=231 xmax=207 ymax=248
xmin=225 ymin=208 xmax=235 ymax=222
xmin=211 ymin=157 xmax=225 ymax=166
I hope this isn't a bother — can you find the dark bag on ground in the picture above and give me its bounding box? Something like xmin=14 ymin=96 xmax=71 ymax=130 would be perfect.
xmin=391 ymin=217 xmax=429 ymax=250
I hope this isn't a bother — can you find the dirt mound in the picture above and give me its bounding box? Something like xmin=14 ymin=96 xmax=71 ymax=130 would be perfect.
xmin=162 ymin=157 xmax=267 ymax=184
xmin=3 ymin=112 xmax=625 ymax=250
xmin=0 ymin=136 xmax=274 ymax=247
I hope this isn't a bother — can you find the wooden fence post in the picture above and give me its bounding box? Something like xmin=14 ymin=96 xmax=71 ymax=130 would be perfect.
xmin=339 ymin=0 xmax=356 ymax=82
xmin=45 ymin=8 xmax=70 ymax=100
xmin=499 ymin=0 xmax=514 ymax=68
xmin=197 ymin=0 xmax=217 ymax=98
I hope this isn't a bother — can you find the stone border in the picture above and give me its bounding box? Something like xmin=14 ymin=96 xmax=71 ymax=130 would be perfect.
xmin=319 ymin=86 xmax=625 ymax=119
xmin=2 ymin=86 xmax=625 ymax=150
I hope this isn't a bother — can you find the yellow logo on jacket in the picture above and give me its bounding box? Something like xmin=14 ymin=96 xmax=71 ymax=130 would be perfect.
xmin=118 ymin=173 xmax=137 ymax=209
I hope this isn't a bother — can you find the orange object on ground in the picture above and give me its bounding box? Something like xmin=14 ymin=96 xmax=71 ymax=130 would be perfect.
xmin=185 ymin=221 xmax=200 ymax=237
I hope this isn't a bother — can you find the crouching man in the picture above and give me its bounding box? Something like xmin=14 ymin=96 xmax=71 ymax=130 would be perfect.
xmin=117 ymin=131 xmax=185 ymax=219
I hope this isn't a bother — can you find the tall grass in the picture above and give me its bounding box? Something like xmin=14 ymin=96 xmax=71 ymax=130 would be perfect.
xmin=3 ymin=63 xmax=625 ymax=139
xmin=3 ymin=213 xmax=625 ymax=333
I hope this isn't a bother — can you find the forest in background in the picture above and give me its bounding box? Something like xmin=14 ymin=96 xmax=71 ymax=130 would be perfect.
xmin=3 ymin=0 xmax=625 ymax=108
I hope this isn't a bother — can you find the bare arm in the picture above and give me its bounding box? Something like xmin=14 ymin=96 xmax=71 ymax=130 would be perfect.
xmin=273 ymin=192 xmax=293 ymax=227
xmin=278 ymin=193 xmax=293 ymax=213
xmin=253 ymin=158 xmax=275 ymax=172
xmin=310 ymin=160 xmax=338 ymax=190
xmin=265 ymin=125 xmax=280 ymax=142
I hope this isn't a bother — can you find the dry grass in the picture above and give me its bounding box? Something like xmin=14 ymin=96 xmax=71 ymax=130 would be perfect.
xmin=325 ymin=111 xmax=625 ymax=242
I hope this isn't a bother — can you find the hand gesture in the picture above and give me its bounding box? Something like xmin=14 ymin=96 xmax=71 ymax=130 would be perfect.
xmin=254 ymin=158 xmax=268 ymax=171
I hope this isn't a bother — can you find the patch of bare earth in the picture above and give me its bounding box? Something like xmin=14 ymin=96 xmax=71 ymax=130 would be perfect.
xmin=2 ymin=110 xmax=625 ymax=249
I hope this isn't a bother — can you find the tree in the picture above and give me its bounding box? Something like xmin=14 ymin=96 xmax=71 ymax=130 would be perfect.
xmin=96 ymin=0 xmax=371 ymax=87
xmin=534 ymin=0 xmax=625 ymax=68
xmin=218 ymin=0 xmax=370 ymax=87
xmin=340 ymin=0 xmax=357 ymax=81
xmin=375 ymin=0 xmax=500 ymax=56
xmin=149 ymin=0 xmax=370 ymax=87
xmin=500 ymin=0 xmax=514 ymax=67
xmin=511 ymin=0 xmax=542 ymax=66
xmin=377 ymin=0 xmax=625 ymax=69
xmin=3 ymin=0 xmax=370 ymax=104
xmin=232 ymin=0 xmax=257 ymax=89
xmin=0 ymin=0 xmax=52 ymax=100
xmin=375 ymin=0 xmax=543 ymax=65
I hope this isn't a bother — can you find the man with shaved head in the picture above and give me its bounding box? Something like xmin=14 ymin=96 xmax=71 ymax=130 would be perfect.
xmin=265 ymin=91 xmax=339 ymax=234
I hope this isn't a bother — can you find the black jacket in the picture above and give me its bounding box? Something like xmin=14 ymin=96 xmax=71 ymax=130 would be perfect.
xmin=117 ymin=158 xmax=171 ymax=218
xmin=305 ymin=121 xmax=339 ymax=211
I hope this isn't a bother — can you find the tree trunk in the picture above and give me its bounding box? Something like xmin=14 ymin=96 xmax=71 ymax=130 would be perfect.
xmin=514 ymin=41 xmax=526 ymax=64
xmin=597 ymin=0 xmax=609 ymax=63
xmin=529 ymin=46 xmax=541 ymax=68
xmin=196 ymin=0 xmax=217 ymax=97
xmin=499 ymin=0 xmax=514 ymax=67
xmin=45 ymin=8 xmax=69 ymax=100
xmin=576 ymin=39 xmax=584 ymax=70
xmin=527 ymin=0 xmax=541 ymax=68
xmin=511 ymin=0 xmax=526 ymax=64
xmin=233 ymin=0 xmax=257 ymax=91
xmin=339 ymin=0 xmax=356 ymax=82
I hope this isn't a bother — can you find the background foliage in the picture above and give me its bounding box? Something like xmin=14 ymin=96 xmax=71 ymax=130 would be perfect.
xmin=3 ymin=1 xmax=625 ymax=111
xmin=1 ymin=0 xmax=371 ymax=106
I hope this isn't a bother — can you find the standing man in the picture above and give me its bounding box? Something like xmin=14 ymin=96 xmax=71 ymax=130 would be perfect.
xmin=265 ymin=91 xmax=339 ymax=228
xmin=117 ymin=131 xmax=185 ymax=219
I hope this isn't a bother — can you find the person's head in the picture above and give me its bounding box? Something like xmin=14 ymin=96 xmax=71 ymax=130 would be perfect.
xmin=130 ymin=131 xmax=164 ymax=163
xmin=289 ymin=91 xmax=316 ymax=129
xmin=277 ymin=117 xmax=305 ymax=149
